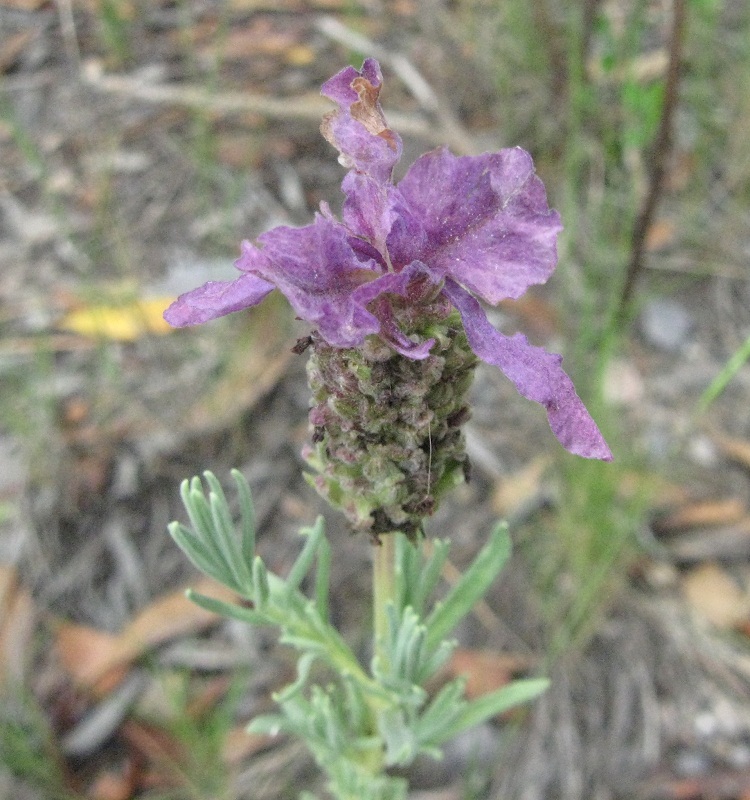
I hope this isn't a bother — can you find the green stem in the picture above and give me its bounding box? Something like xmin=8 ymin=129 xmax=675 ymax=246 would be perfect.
xmin=373 ymin=533 xmax=397 ymax=671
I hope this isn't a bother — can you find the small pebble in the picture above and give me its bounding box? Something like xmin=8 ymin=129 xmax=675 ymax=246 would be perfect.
xmin=639 ymin=298 xmax=694 ymax=352
xmin=672 ymin=748 xmax=711 ymax=777
xmin=603 ymin=358 xmax=644 ymax=406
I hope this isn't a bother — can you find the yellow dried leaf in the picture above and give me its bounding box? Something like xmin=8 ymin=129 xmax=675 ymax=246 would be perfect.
xmin=286 ymin=45 xmax=316 ymax=66
xmin=59 ymin=298 xmax=174 ymax=341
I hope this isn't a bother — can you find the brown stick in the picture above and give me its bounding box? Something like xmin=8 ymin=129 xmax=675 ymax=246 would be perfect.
xmin=581 ymin=0 xmax=605 ymax=67
xmin=617 ymin=0 xmax=687 ymax=317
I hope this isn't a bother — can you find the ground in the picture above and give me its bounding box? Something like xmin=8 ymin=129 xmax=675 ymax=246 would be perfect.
xmin=2 ymin=1 xmax=750 ymax=799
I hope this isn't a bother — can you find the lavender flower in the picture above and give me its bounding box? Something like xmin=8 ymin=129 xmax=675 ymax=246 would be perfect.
xmin=164 ymin=59 xmax=611 ymax=463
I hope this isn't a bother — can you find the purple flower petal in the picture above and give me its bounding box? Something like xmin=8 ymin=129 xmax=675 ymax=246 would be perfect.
xmin=351 ymin=260 xmax=441 ymax=358
xmin=391 ymin=147 xmax=562 ymax=303
xmin=163 ymin=273 xmax=275 ymax=327
xmin=370 ymin=297 xmax=435 ymax=359
xmin=341 ymin=172 xmax=398 ymax=256
xmin=320 ymin=58 xmax=402 ymax=183
xmin=241 ymin=216 xmax=385 ymax=348
xmin=444 ymin=280 xmax=612 ymax=460
xmin=351 ymin=259 xmax=438 ymax=307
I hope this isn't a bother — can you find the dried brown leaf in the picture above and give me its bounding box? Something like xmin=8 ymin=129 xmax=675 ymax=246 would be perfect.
xmin=0 ymin=29 xmax=35 ymax=73
xmin=0 ymin=565 xmax=36 ymax=687
xmin=653 ymin=498 xmax=747 ymax=535
xmin=491 ymin=456 xmax=551 ymax=518
xmin=714 ymin=433 xmax=750 ymax=471
xmin=446 ymin=648 xmax=534 ymax=701
xmin=222 ymin=726 xmax=276 ymax=765
xmin=0 ymin=0 xmax=48 ymax=10
xmin=219 ymin=20 xmax=303 ymax=60
xmin=645 ymin=218 xmax=678 ymax=252
xmin=681 ymin=563 xmax=750 ymax=629
xmin=119 ymin=720 xmax=187 ymax=791
xmin=499 ymin=293 xmax=559 ymax=339
xmin=55 ymin=578 xmax=237 ymax=690
xmin=87 ymin=768 xmax=135 ymax=800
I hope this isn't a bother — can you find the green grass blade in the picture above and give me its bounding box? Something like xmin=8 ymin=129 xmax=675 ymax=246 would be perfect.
xmin=697 ymin=332 xmax=750 ymax=414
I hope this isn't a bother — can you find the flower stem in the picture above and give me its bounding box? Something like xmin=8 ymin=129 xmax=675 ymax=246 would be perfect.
xmin=373 ymin=533 xmax=397 ymax=670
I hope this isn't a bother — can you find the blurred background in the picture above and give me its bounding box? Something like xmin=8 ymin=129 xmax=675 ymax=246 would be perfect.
xmin=2 ymin=1 xmax=750 ymax=798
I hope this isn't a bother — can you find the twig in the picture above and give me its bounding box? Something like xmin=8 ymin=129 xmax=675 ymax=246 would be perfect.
xmin=80 ymin=60 xmax=470 ymax=152
xmin=581 ymin=0 xmax=605 ymax=68
xmin=80 ymin=60 xmax=332 ymax=121
xmin=617 ymin=0 xmax=687 ymax=319
xmin=55 ymin=0 xmax=82 ymax=67
xmin=530 ymin=0 xmax=567 ymax=106
xmin=315 ymin=16 xmax=440 ymax=112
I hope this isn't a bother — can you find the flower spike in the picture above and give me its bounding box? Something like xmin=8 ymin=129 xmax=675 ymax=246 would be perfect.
xmin=164 ymin=59 xmax=611 ymax=463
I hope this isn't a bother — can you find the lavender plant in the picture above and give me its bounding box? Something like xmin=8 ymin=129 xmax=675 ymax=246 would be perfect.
xmin=165 ymin=59 xmax=611 ymax=800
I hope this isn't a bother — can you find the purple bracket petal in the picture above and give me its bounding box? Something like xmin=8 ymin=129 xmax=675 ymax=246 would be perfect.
xmin=163 ymin=273 xmax=275 ymax=327
xmin=350 ymin=261 xmax=442 ymax=359
xmin=249 ymin=217 xmax=384 ymax=348
xmin=444 ymin=280 xmax=612 ymax=460
xmin=341 ymin=172 xmax=398 ymax=255
xmin=320 ymin=58 xmax=402 ymax=183
xmin=370 ymin=297 xmax=435 ymax=359
xmin=393 ymin=147 xmax=562 ymax=303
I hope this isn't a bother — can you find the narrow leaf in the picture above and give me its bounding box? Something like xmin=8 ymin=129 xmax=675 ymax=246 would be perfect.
xmin=378 ymin=708 xmax=417 ymax=767
xmin=415 ymin=677 xmax=467 ymax=743
xmin=315 ymin=528 xmax=331 ymax=622
xmin=186 ymin=589 xmax=268 ymax=626
xmin=278 ymin=633 xmax=328 ymax=656
xmin=286 ymin=518 xmax=324 ymax=594
xmin=209 ymin=490 xmax=249 ymax=591
xmin=247 ymin=713 xmax=288 ymax=737
xmin=394 ymin=534 xmax=419 ymax=613
xmin=433 ymin=678 xmax=549 ymax=745
xmin=231 ymin=469 xmax=257 ymax=568
xmin=414 ymin=539 xmax=450 ymax=616
xmin=205 ymin=472 xmax=245 ymax=574
xmin=274 ymin=652 xmax=317 ymax=703
xmin=417 ymin=639 xmax=455 ymax=684
xmin=168 ymin=522 xmax=232 ymax=588
xmin=252 ymin=556 xmax=270 ymax=608
xmin=181 ymin=478 xmax=226 ymax=569
xmin=403 ymin=623 xmax=426 ymax=684
xmin=425 ymin=523 xmax=511 ymax=651
xmin=697 ymin=332 xmax=750 ymax=413
xmin=342 ymin=675 xmax=368 ymax=733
